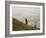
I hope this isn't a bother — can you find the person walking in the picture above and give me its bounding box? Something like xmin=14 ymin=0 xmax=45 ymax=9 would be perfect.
xmin=25 ymin=18 xmax=28 ymax=24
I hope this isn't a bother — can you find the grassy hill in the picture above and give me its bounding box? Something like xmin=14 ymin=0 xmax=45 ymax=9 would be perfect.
xmin=12 ymin=18 xmax=39 ymax=31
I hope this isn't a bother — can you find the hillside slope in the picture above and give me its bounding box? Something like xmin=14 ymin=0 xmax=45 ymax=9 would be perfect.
xmin=12 ymin=18 xmax=38 ymax=31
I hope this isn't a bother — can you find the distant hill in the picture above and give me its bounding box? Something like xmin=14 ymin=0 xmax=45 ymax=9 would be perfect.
xmin=12 ymin=18 xmax=34 ymax=31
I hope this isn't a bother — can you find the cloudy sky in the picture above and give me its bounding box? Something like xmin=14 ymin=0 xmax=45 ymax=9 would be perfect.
xmin=12 ymin=6 xmax=40 ymax=26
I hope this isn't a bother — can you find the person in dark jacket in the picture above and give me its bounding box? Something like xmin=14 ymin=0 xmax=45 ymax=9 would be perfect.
xmin=25 ymin=18 xmax=28 ymax=24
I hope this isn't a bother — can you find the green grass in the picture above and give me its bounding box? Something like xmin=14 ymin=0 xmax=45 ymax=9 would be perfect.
xmin=12 ymin=18 xmax=39 ymax=31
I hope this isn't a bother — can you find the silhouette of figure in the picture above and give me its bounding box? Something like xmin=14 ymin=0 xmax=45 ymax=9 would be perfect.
xmin=25 ymin=18 xmax=28 ymax=24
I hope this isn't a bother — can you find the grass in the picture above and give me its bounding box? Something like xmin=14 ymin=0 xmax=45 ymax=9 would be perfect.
xmin=12 ymin=18 xmax=40 ymax=31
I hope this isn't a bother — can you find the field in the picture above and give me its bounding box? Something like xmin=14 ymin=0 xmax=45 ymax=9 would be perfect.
xmin=12 ymin=18 xmax=40 ymax=31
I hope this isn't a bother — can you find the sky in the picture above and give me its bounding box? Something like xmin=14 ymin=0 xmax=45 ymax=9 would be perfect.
xmin=12 ymin=6 xmax=40 ymax=27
